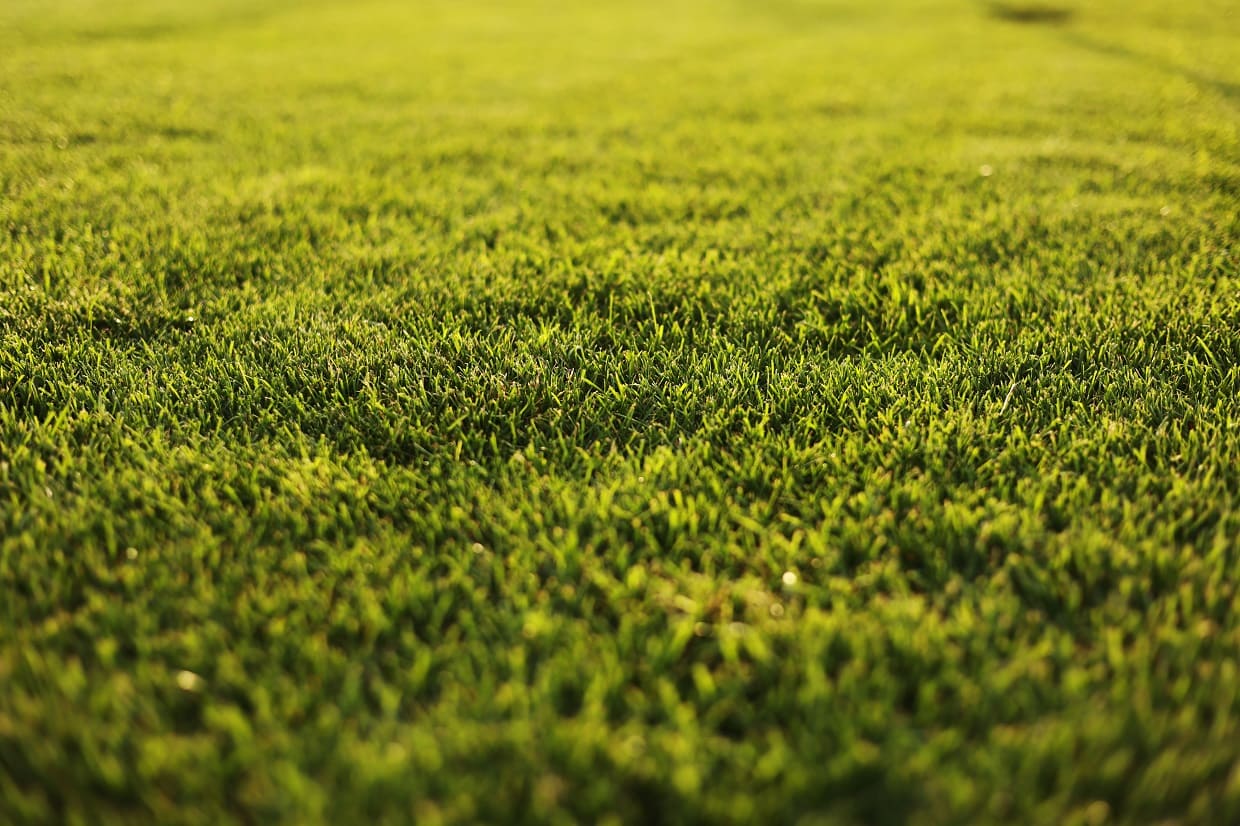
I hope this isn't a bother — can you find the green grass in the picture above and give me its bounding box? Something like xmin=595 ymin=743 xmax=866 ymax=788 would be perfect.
xmin=1 ymin=0 xmax=1238 ymax=823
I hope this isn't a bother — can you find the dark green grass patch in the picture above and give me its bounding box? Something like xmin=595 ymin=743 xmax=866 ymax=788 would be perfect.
xmin=2 ymin=0 xmax=1239 ymax=823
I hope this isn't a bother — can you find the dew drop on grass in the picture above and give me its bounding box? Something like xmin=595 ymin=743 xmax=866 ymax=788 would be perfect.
xmin=176 ymin=670 xmax=204 ymax=692
xmin=980 ymin=164 xmax=994 ymax=177
xmin=1160 ymin=205 xmax=1171 ymax=216
xmin=782 ymin=571 xmax=798 ymax=586
xmin=125 ymin=548 xmax=138 ymax=561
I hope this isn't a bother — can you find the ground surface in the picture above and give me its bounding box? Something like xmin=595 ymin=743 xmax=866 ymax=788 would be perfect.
xmin=1 ymin=1 xmax=1239 ymax=823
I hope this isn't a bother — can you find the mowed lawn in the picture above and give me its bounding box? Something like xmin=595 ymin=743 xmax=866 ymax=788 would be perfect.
xmin=1 ymin=0 xmax=1239 ymax=823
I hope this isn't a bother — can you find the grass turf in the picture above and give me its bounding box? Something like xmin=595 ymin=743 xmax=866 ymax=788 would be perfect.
xmin=1 ymin=0 xmax=1239 ymax=823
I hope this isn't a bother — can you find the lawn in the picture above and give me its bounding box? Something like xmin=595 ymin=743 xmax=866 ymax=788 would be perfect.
xmin=1 ymin=0 xmax=1238 ymax=823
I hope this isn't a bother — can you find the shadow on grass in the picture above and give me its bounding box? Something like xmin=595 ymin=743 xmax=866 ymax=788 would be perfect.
xmin=983 ymin=3 xmax=1240 ymax=105
xmin=1062 ymin=31 xmax=1240 ymax=105
xmin=984 ymin=2 xmax=1075 ymax=24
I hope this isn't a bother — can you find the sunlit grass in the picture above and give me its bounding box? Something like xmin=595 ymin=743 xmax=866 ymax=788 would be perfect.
xmin=1 ymin=0 xmax=1238 ymax=823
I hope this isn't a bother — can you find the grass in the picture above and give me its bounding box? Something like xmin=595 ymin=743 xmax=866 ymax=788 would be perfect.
xmin=1 ymin=0 xmax=1238 ymax=823
xmin=984 ymin=3 xmax=1076 ymax=25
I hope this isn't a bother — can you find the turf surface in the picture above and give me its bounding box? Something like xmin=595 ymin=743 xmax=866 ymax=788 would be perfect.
xmin=2 ymin=0 xmax=1239 ymax=823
